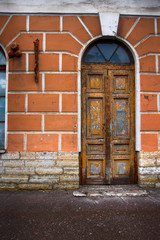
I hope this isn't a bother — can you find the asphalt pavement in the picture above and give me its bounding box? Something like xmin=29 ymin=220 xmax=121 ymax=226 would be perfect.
xmin=0 ymin=188 xmax=160 ymax=240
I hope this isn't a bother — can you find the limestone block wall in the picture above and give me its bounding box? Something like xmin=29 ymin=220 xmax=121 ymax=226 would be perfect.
xmin=0 ymin=14 xmax=160 ymax=188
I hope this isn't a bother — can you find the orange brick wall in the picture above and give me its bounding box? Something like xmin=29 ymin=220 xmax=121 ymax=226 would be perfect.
xmin=0 ymin=14 xmax=101 ymax=152
xmin=0 ymin=14 xmax=160 ymax=153
xmin=118 ymin=16 xmax=160 ymax=152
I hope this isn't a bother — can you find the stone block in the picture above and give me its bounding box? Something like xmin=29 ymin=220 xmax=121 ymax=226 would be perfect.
xmin=56 ymin=159 xmax=79 ymax=167
xmin=3 ymin=160 xmax=24 ymax=167
xmin=157 ymin=158 xmax=160 ymax=166
xmin=156 ymin=182 xmax=160 ymax=188
xmin=139 ymin=158 xmax=156 ymax=167
xmin=58 ymin=152 xmax=78 ymax=159
xmin=36 ymin=167 xmax=63 ymax=175
xmin=5 ymin=167 xmax=35 ymax=175
xmin=60 ymin=174 xmax=79 ymax=183
xmin=139 ymin=166 xmax=160 ymax=175
xmin=25 ymin=160 xmax=56 ymax=167
xmin=0 ymin=168 xmax=4 ymax=174
xmin=18 ymin=183 xmax=52 ymax=190
xmin=0 ymin=161 xmax=2 ymax=166
xmin=139 ymin=174 xmax=158 ymax=183
xmin=0 ymin=175 xmax=28 ymax=183
xmin=36 ymin=152 xmax=58 ymax=160
xmin=64 ymin=167 xmax=79 ymax=175
xmin=0 ymin=183 xmax=17 ymax=189
xmin=1 ymin=152 xmax=20 ymax=160
xmin=29 ymin=175 xmax=59 ymax=184
xmin=20 ymin=152 xmax=36 ymax=160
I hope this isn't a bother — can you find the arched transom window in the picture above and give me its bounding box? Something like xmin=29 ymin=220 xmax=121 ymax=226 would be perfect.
xmin=82 ymin=39 xmax=134 ymax=64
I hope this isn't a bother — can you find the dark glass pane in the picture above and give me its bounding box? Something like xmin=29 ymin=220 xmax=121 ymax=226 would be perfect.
xmin=0 ymin=123 xmax=5 ymax=148
xmin=0 ymin=97 xmax=5 ymax=121
xmin=110 ymin=46 xmax=130 ymax=63
xmin=0 ymin=51 xmax=6 ymax=65
xmin=84 ymin=46 xmax=106 ymax=63
xmin=97 ymin=43 xmax=117 ymax=61
xmin=0 ymin=72 xmax=6 ymax=96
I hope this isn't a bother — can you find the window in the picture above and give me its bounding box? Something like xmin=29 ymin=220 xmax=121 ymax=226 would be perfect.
xmin=82 ymin=39 xmax=134 ymax=64
xmin=0 ymin=48 xmax=6 ymax=149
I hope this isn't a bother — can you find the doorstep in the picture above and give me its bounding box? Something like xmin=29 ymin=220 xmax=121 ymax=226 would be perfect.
xmin=73 ymin=185 xmax=149 ymax=197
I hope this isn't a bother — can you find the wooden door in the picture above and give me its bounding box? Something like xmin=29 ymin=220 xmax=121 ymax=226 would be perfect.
xmin=81 ymin=65 xmax=135 ymax=185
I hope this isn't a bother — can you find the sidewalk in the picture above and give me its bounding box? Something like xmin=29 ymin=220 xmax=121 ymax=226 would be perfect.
xmin=0 ymin=187 xmax=160 ymax=240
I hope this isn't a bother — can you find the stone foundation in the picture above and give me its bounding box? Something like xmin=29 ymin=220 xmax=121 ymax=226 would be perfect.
xmin=0 ymin=152 xmax=79 ymax=190
xmin=138 ymin=152 xmax=160 ymax=187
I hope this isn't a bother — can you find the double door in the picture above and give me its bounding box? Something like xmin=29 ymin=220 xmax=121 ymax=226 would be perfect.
xmin=81 ymin=65 xmax=136 ymax=185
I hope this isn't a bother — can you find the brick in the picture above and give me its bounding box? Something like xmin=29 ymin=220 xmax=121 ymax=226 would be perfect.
xmin=35 ymin=152 xmax=57 ymax=160
xmin=117 ymin=17 xmax=138 ymax=38
xmin=1 ymin=152 xmax=20 ymax=160
xmin=0 ymin=15 xmax=9 ymax=31
xmin=36 ymin=167 xmax=63 ymax=175
xmin=127 ymin=18 xmax=154 ymax=46
xmin=27 ymin=134 xmax=58 ymax=152
xmin=8 ymin=94 xmax=25 ymax=112
xmin=62 ymin=54 xmax=78 ymax=71
xmin=8 ymin=73 xmax=42 ymax=91
xmin=45 ymin=114 xmax=77 ymax=131
xmin=29 ymin=53 xmax=59 ymax=71
xmin=139 ymin=158 xmax=156 ymax=167
xmin=29 ymin=175 xmax=59 ymax=184
xmin=20 ymin=152 xmax=35 ymax=160
xmin=9 ymin=53 xmax=26 ymax=72
xmin=140 ymin=55 xmax=156 ymax=72
xmin=140 ymin=74 xmax=160 ymax=92
xmin=8 ymin=115 xmax=41 ymax=131
xmin=3 ymin=160 xmax=24 ymax=167
xmin=157 ymin=18 xmax=160 ymax=33
xmin=141 ymin=115 xmax=160 ymax=131
xmin=62 ymin=94 xmax=77 ymax=112
xmin=63 ymin=16 xmax=91 ymax=43
xmin=141 ymin=133 xmax=158 ymax=151
xmin=61 ymin=134 xmax=77 ymax=152
xmin=0 ymin=15 xmax=26 ymax=46
xmin=28 ymin=94 xmax=59 ymax=112
xmin=80 ymin=16 xmax=101 ymax=37
xmin=7 ymin=134 xmax=24 ymax=152
xmin=18 ymin=183 xmax=52 ymax=190
xmin=30 ymin=16 xmax=59 ymax=31
xmin=46 ymin=33 xmax=82 ymax=54
xmin=136 ymin=36 xmax=160 ymax=56
xmin=7 ymin=33 xmax=43 ymax=51
xmin=45 ymin=73 xmax=77 ymax=91
xmin=0 ymin=175 xmax=29 ymax=183
xmin=140 ymin=94 xmax=157 ymax=112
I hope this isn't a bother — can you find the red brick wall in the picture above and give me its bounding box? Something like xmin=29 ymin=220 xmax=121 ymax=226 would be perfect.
xmin=0 ymin=14 xmax=159 ymax=152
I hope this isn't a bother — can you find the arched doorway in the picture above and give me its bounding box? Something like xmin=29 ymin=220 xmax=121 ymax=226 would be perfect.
xmin=81 ymin=39 xmax=136 ymax=185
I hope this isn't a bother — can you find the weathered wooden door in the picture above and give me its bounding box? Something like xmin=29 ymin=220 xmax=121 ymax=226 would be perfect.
xmin=81 ymin=64 xmax=135 ymax=185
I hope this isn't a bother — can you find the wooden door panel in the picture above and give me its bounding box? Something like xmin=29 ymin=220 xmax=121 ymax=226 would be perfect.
xmin=82 ymin=70 xmax=106 ymax=184
xmin=109 ymin=69 xmax=135 ymax=184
